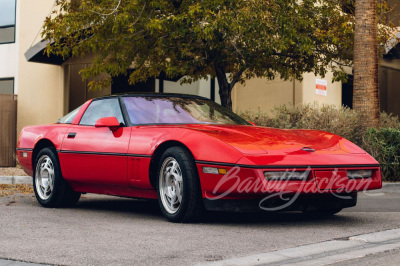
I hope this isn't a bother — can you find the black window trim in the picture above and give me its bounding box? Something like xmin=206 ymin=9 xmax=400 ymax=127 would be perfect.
xmin=78 ymin=97 xmax=127 ymax=127
xmin=0 ymin=77 xmax=14 ymax=94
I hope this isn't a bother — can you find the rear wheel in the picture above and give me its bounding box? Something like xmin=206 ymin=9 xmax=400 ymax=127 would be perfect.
xmin=156 ymin=146 xmax=203 ymax=223
xmin=33 ymin=147 xmax=81 ymax=208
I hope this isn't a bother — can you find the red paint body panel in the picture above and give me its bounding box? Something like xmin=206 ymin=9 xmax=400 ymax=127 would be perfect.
xmin=314 ymin=170 xmax=348 ymax=190
xmin=127 ymin=125 xmax=244 ymax=163
xmin=60 ymin=125 xmax=131 ymax=187
xmin=16 ymin=97 xmax=382 ymax=207
xmin=71 ymin=100 xmax=92 ymax=125
xmin=127 ymin=157 xmax=152 ymax=189
xmin=17 ymin=150 xmax=33 ymax=177
xmin=17 ymin=124 xmax=70 ymax=176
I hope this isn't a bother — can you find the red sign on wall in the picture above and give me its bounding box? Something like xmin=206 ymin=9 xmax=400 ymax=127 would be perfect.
xmin=316 ymin=79 xmax=327 ymax=96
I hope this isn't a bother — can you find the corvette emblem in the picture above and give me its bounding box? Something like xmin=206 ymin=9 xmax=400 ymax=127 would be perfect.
xmin=302 ymin=147 xmax=315 ymax=152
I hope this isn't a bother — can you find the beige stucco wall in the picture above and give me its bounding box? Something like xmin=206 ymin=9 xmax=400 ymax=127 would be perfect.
xmin=232 ymin=70 xmax=342 ymax=113
xmin=232 ymin=77 xmax=295 ymax=113
xmin=17 ymin=0 xmax=64 ymax=135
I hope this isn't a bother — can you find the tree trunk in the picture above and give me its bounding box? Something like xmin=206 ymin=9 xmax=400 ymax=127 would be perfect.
xmin=214 ymin=63 xmax=233 ymax=110
xmin=353 ymin=0 xmax=380 ymax=128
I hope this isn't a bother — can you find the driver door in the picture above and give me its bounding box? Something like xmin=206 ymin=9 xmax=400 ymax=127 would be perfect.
xmin=59 ymin=98 xmax=131 ymax=187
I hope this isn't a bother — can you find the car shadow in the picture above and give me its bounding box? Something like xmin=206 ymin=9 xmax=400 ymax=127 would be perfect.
xmin=72 ymin=195 xmax=356 ymax=225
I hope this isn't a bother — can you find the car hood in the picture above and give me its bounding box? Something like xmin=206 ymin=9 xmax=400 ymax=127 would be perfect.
xmin=177 ymin=124 xmax=365 ymax=155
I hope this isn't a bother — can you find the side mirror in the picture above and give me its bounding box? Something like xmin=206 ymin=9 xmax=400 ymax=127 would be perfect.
xmin=95 ymin=117 xmax=120 ymax=130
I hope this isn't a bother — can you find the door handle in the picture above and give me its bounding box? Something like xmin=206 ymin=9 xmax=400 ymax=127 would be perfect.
xmin=67 ymin=132 xmax=76 ymax=138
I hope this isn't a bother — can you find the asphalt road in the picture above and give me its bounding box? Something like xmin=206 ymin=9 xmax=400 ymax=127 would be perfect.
xmin=0 ymin=188 xmax=399 ymax=265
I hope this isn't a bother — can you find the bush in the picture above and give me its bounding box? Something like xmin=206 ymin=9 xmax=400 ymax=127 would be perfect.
xmin=363 ymin=128 xmax=400 ymax=181
xmin=380 ymin=111 xmax=400 ymax=129
xmin=241 ymin=103 xmax=364 ymax=145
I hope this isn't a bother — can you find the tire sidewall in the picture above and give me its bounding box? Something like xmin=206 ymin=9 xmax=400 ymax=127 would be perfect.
xmin=156 ymin=147 xmax=199 ymax=222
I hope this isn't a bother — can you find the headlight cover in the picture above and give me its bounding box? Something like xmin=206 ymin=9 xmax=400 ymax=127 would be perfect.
xmin=347 ymin=170 xmax=373 ymax=179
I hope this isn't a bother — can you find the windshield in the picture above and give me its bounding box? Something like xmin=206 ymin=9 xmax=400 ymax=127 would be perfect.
xmin=122 ymin=96 xmax=249 ymax=125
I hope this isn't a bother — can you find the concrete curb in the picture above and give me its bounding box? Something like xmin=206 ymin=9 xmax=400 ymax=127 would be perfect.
xmin=199 ymin=228 xmax=400 ymax=266
xmin=0 ymin=176 xmax=32 ymax=185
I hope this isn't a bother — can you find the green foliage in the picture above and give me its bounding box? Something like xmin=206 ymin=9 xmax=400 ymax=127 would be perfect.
xmin=363 ymin=128 xmax=400 ymax=181
xmin=42 ymin=0 xmax=395 ymax=108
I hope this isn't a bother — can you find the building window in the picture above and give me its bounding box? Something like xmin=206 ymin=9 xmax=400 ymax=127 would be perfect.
xmin=0 ymin=78 xmax=14 ymax=94
xmin=0 ymin=0 xmax=16 ymax=44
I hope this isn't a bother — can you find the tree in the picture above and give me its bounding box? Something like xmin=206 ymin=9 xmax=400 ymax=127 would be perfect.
xmin=42 ymin=0 xmax=392 ymax=110
xmin=353 ymin=0 xmax=379 ymax=127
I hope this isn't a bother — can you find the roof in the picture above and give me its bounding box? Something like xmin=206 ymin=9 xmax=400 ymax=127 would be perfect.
xmin=24 ymin=39 xmax=67 ymax=65
xmin=93 ymin=92 xmax=210 ymax=101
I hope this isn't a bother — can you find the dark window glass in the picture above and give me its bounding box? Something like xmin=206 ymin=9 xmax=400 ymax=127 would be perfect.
xmin=0 ymin=0 xmax=16 ymax=44
xmin=0 ymin=78 xmax=14 ymax=94
xmin=123 ymin=96 xmax=250 ymax=125
xmin=57 ymin=105 xmax=82 ymax=124
xmin=79 ymin=98 xmax=124 ymax=126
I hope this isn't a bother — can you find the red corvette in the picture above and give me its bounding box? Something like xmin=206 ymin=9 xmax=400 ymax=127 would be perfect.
xmin=17 ymin=94 xmax=382 ymax=222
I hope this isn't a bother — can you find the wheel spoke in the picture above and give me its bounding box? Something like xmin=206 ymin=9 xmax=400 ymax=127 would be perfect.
xmin=175 ymin=183 xmax=182 ymax=203
xmin=170 ymin=194 xmax=177 ymax=205
xmin=48 ymin=178 xmax=54 ymax=191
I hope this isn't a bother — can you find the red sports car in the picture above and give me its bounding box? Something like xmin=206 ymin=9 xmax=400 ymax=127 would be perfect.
xmin=17 ymin=94 xmax=382 ymax=222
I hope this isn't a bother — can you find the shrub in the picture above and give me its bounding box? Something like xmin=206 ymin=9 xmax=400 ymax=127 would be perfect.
xmin=363 ymin=128 xmax=400 ymax=181
xmin=380 ymin=111 xmax=400 ymax=129
xmin=241 ymin=103 xmax=364 ymax=145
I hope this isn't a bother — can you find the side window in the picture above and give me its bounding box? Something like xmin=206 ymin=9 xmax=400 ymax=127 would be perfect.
xmin=79 ymin=98 xmax=124 ymax=126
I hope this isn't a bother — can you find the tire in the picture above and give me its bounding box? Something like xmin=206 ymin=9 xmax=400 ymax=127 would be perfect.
xmin=33 ymin=147 xmax=81 ymax=208
xmin=156 ymin=146 xmax=203 ymax=223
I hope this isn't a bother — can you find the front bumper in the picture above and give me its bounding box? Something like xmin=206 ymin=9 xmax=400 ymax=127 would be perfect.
xmin=196 ymin=162 xmax=382 ymax=201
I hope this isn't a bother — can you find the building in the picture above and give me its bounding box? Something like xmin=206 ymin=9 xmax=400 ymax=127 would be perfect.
xmin=0 ymin=0 xmax=399 ymax=166
xmin=0 ymin=0 xmax=18 ymax=166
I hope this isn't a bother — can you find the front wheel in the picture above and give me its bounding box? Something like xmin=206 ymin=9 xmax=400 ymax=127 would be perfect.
xmin=33 ymin=147 xmax=81 ymax=208
xmin=156 ymin=147 xmax=203 ymax=223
